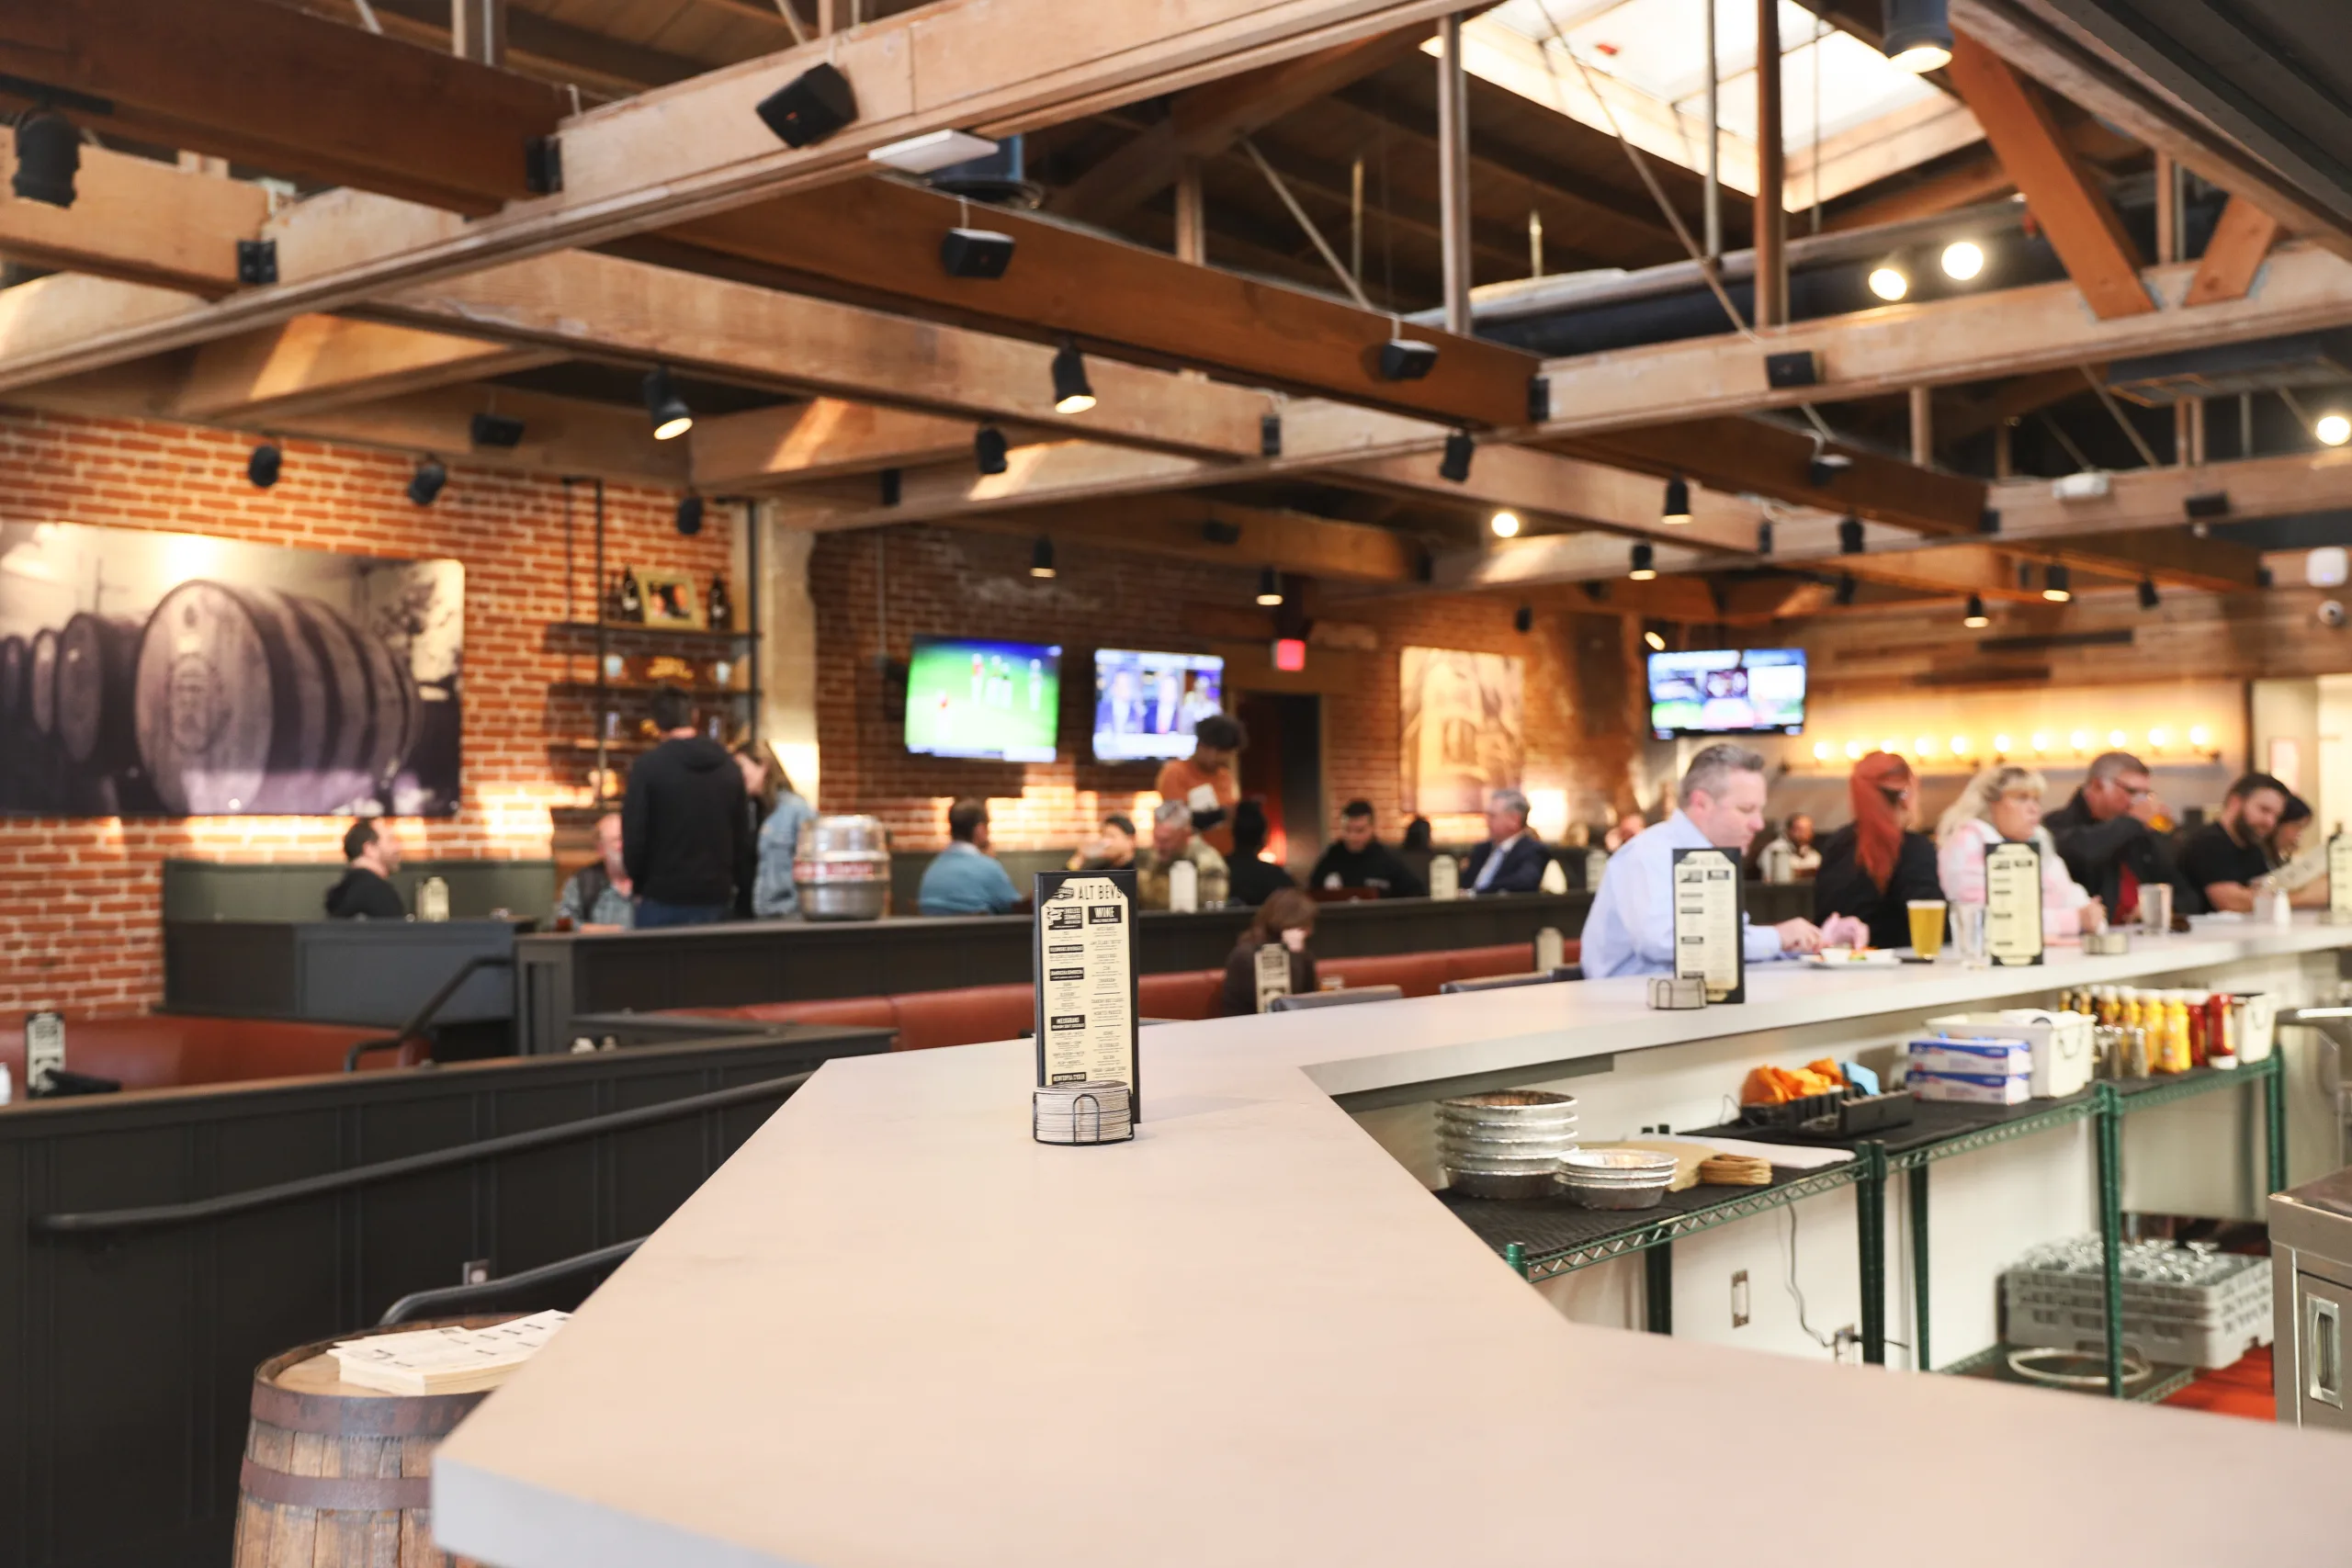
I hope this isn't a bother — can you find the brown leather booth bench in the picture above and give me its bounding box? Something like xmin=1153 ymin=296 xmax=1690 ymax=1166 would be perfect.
xmin=0 ymin=1015 xmax=422 ymax=1094
xmin=684 ymin=941 xmax=1571 ymax=1053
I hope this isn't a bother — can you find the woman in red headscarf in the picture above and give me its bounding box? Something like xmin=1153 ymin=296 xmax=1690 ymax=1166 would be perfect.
xmin=1812 ymin=751 xmax=1946 ymax=951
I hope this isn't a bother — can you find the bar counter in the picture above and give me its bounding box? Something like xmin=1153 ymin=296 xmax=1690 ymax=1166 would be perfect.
xmin=436 ymin=919 xmax=2352 ymax=1566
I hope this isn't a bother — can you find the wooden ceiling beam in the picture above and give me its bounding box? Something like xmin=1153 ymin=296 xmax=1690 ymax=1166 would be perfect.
xmin=1943 ymin=32 xmax=2152 ymax=321
xmin=1985 ymin=450 xmax=2352 ymax=543
xmin=693 ymin=400 xmax=980 ymax=487
xmin=1335 ymin=444 xmax=1762 ymax=551
xmin=1048 ymin=25 xmax=1432 ymax=225
xmin=946 ymin=493 xmax=1422 ymax=583
xmin=1530 ymin=244 xmax=2352 ymax=440
xmin=0 ymin=0 xmax=569 ymax=214
xmin=667 ymin=179 xmax=1537 ymax=426
xmin=2185 ymin=197 xmax=2283 ymax=308
xmin=173 ymin=316 xmax=561 ymax=422
xmin=2036 ymin=526 xmax=2264 ymax=595
xmin=0 ymin=131 xmax=268 ymax=296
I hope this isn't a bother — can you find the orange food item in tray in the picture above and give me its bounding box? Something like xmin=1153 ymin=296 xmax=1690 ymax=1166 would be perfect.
xmin=1739 ymin=1061 xmax=1847 ymax=1105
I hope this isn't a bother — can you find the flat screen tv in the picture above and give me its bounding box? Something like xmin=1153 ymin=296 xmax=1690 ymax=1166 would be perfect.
xmin=1648 ymin=648 xmax=1806 ymax=739
xmin=1091 ymin=648 xmax=1225 ymax=761
xmin=904 ymin=635 xmax=1061 ymax=762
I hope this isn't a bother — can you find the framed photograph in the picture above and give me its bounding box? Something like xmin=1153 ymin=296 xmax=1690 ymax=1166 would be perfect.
xmin=637 ymin=569 xmax=702 ymax=628
xmin=1398 ymin=646 xmax=1524 ymax=815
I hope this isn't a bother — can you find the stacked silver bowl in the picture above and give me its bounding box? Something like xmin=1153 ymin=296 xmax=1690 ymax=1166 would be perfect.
xmin=1436 ymin=1090 xmax=1579 ymax=1201
xmin=1556 ymin=1148 xmax=1679 ymax=1210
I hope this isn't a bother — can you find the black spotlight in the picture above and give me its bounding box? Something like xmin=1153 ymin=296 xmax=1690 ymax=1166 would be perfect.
xmin=1376 ymin=338 xmax=1440 ymax=381
xmin=1662 ymin=476 xmax=1691 ymax=525
xmin=675 ymin=495 xmax=705 ymax=536
xmin=1838 ymin=515 xmax=1865 ymax=555
xmin=1808 ymin=450 xmax=1854 ymax=488
xmin=941 ymin=227 xmax=1016 ymax=278
xmin=12 ymin=109 xmax=79 ymax=209
xmin=1438 ymin=430 xmax=1475 ymax=483
xmin=2043 ymin=563 xmax=2073 ymax=603
xmin=975 ymin=425 xmax=1010 ymax=476
xmin=879 ymin=468 xmax=903 ymax=506
xmin=1834 ymin=573 xmax=1858 ymax=606
xmin=2138 ymin=577 xmax=2161 ymax=610
xmin=1882 ymin=0 xmax=1955 ymax=72
xmin=407 ymin=457 xmax=447 ymax=507
xmin=643 ymin=367 xmax=693 ymax=441
xmin=1256 ymin=567 xmax=1283 ymax=608
xmin=1963 ymin=593 xmax=1989 ymax=628
xmin=245 ymin=443 xmax=282 ymax=490
xmin=753 ymin=62 xmax=858 ymax=148
xmin=1629 ymin=543 xmax=1657 ymax=581
xmin=1049 ymin=340 xmax=1095 ymax=414
xmin=1030 ymin=536 xmax=1057 ymax=580
xmin=1513 ymin=604 xmax=1533 ymax=634
xmin=469 ymin=412 xmax=526 ymax=449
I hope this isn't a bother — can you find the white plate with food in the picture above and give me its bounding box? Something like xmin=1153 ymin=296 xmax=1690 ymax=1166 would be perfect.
xmin=1804 ymin=946 xmax=1902 ymax=967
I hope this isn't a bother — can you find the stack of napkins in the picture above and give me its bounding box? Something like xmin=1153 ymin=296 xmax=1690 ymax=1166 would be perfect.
xmin=330 ymin=1310 xmax=569 ymax=1395
xmin=1905 ymin=1037 xmax=2032 ymax=1104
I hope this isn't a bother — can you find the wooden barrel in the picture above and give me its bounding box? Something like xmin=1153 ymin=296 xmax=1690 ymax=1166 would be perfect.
xmin=134 ymin=582 xmax=418 ymax=815
xmin=27 ymin=626 xmax=57 ymax=738
xmin=0 ymin=633 xmax=25 ymax=738
xmin=54 ymin=612 xmax=142 ymax=772
xmin=231 ymin=1320 xmax=501 ymax=1567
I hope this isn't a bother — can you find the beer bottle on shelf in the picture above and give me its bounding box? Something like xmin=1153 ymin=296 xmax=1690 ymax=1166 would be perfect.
xmin=616 ymin=567 xmax=643 ymax=623
xmin=707 ymin=572 xmax=732 ymax=630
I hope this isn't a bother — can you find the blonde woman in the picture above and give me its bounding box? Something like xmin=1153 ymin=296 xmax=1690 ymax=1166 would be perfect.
xmin=1936 ymin=763 xmax=2101 ymax=937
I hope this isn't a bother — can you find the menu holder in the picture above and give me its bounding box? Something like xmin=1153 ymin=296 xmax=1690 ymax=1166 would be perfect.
xmin=1671 ymin=846 xmax=1745 ymax=1004
xmin=1984 ymin=839 xmax=2044 ymax=966
xmin=1033 ymin=870 xmax=1142 ymax=1122
xmin=1252 ymin=943 xmax=1293 ymax=1012
xmin=2331 ymin=831 xmax=2352 ymax=924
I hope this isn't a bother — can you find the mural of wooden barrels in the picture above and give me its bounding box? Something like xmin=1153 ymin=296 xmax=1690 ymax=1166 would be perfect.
xmin=134 ymin=581 xmax=417 ymax=816
xmin=0 ymin=634 xmax=24 ymax=738
xmin=27 ymin=626 xmax=58 ymax=738
xmin=55 ymin=613 xmax=143 ymax=773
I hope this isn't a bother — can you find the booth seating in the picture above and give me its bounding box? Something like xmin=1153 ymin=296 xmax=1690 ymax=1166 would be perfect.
xmin=0 ymin=1015 xmax=421 ymax=1094
xmin=684 ymin=941 xmax=1562 ymax=1053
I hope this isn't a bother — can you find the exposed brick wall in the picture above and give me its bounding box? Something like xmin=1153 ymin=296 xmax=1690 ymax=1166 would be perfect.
xmin=808 ymin=526 xmax=1641 ymax=852
xmin=0 ymin=409 xmax=726 ymax=1020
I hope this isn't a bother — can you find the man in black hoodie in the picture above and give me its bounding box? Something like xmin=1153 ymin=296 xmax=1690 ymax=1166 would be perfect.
xmin=623 ymin=685 xmax=752 ymax=928
xmin=325 ymin=818 xmax=407 ymax=919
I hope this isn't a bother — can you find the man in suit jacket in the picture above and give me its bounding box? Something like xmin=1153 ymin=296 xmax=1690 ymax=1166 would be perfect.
xmin=1463 ymin=789 xmax=1548 ymax=895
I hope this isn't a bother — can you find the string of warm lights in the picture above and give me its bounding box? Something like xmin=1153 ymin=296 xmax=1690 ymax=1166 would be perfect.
xmin=1805 ymin=725 xmax=2220 ymax=768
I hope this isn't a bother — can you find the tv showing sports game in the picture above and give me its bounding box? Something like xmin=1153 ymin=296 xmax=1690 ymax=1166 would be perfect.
xmin=1091 ymin=648 xmax=1225 ymax=761
xmin=904 ymin=635 xmax=1061 ymax=762
xmin=1648 ymin=648 xmax=1806 ymax=739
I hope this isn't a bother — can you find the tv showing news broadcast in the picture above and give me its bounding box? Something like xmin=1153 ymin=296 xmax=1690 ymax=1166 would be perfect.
xmin=904 ymin=635 xmax=1061 ymax=762
xmin=1091 ymin=649 xmax=1224 ymax=761
xmin=1648 ymin=648 xmax=1806 ymax=739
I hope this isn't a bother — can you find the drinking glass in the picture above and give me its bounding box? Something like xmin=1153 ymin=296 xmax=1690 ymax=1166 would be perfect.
xmin=1951 ymin=903 xmax=1989 ymax=967
xmin=1907 ymin=899 xmax=1948 ymax=959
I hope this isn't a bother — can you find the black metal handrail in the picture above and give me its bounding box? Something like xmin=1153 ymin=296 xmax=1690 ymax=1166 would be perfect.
xmin=379 ymin=1236 xmax=646 ymax=1325
xmin=30 ymin=1071 xmax=810 ymax=1238
xmin=344 ymin=953 xmax=516 ymax=1072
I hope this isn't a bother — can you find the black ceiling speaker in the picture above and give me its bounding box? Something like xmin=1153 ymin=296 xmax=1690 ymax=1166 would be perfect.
xmin=1376 ymin=338 xmax=1440 ymax=381
xmin=975 ymin=425 xmax=1009 ymax=476
xmin=407 ymin=457 xmax=447 ymax=507
xmin=879 ymin=467 xmax=902 ymax=506
xmin=940 ymin=227 xmax=1016 ymax=279
xmin=12 ymin=109 xmax=79 ymax=209
xmin=675 ymin=495 xmax=705 ymax=536
xmin=2138 ymin=577 xmax=2161 ymax=610
xmin=245 ymin=444 xmax=281 ymax=490
xmin=1838 ymin=515 xmax=1865 ymax=555
xmin=1438 ymin=430 xmax=1475 ymax=483
xmin=754 ymin=62 xmax=858 ymax=148
xmin=1834 ymin=573 xmax=1858 ymax=605
xmin=469 ymin=412 xmax=526 ymax=449
xmin=1513 ymin=604 xmax=1533 ymax=634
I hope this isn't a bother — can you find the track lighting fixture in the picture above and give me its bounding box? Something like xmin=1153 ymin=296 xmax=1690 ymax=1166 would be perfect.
xmin=2316 ymin=412 xmax=2351 ymax=448
xmin=975 ymin=425 xmax=1009 ymax=476
xmin=1940 ymin=240 xmax=1986 ymax=281
xmin=245 ymin=444 xmax=281 ymax=490
xmin=1629 ymin=543 xmax=1657 ymax=581
xmin=1662 ymin=476 xmax=1690 ymax=525
xmin=1256 ymin=568 xmax=1283 ymax=608
xmin=1049 ymin=340 xmax=1095 ymax=415
xmin=675 ymin=495 xmax=705 ymax=536
xmin=11 ymin=109 xmax=79 ymax=209
xmin=1644 ymin=628 xmax=1667 ymax=651
xmin=1030 ymin=536 xmax=1057 ymax=580
xmin=1883 ymin=0 xmax=1955 ymax=73
xmin=1439 ymin=430 xmax=1475 ymax=483
xmin=1838 ymin=515 xmax=1865 ymax=555
xmin=753 ymin=62 xmax=858 ymax=148
xmin=1489 ymin=510 xmax=1521 ymax=539
xmin=1834 ymin=573 xmax=1858 ymax=606
xmin=407 ymin=457 xmax=447 ymax=507
xmin=2138 ymin=577 xmax=2161 ymax=611
xmin=2042 ymin=563 xmax=2072 ymax=603
xmin=1963 ymin=594 xmax=1989 ymax=628
xmin=642 ymin=367 xmax=693 ymax=441
xmin=1867 ymin=264 xmax=1910 ymax=302
xmin=469 ymin=412 xmax=526 ymax=449
xmin=879 ymin=468 xmax=903 ymax=506
xmin=1513 ymin=604 xmax=1532 ymax=634
xmin=1376 ymin=337 xmax=1440 ymax=381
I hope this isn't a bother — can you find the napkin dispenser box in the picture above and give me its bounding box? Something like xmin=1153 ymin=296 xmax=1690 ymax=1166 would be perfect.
xmin=1921 ymin=1010 xmax=2093 ymax=1099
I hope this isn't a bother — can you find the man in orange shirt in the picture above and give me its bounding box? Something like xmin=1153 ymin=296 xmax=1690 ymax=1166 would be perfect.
xmin=1154 ymin=713 xmax=1245 ymax=857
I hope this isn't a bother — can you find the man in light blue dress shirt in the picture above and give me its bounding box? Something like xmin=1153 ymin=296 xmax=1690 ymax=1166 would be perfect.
xmin=918 ymin=798 xmax=1023 ymax=916
xmin=1581 ymin=743 xmax=1865 ymax=977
